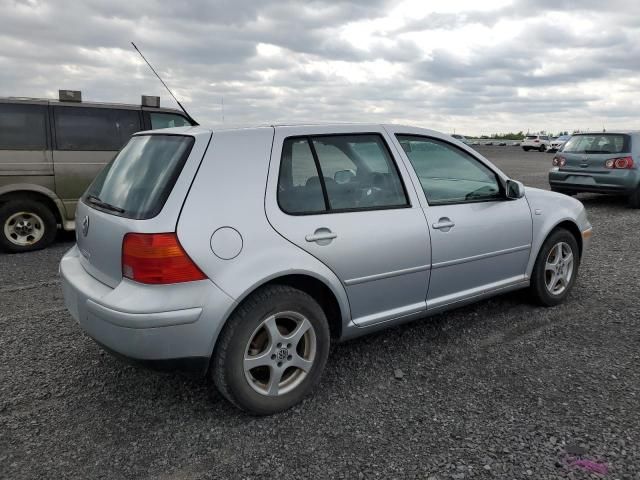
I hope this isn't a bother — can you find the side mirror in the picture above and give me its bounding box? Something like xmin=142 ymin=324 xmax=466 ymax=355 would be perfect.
xmin=334 ymin=169 xmax=355 ymax=184
xmin=506 ymin=179 xmax=525 ymax=199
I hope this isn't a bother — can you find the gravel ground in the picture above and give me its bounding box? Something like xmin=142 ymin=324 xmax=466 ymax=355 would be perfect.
xmin=1 ymin=146 xmax=639 ymax=479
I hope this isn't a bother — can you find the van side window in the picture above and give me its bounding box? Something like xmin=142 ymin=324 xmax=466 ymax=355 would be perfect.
xmin=0 ymin=103 xmax=47 ymax=150
xmin=54 ymin=107 xmax=141 ymax=151
xmin=150 ymin=113 xmax=191 ymax=129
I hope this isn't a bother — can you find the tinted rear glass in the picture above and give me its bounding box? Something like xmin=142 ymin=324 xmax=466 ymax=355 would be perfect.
xmin=0 ymin=103 xmax=47 ymax=150
xmin=562 ymin=134 xmax=629 ymax=154
xmin=84 ymin=135 xmax=194 ymax=219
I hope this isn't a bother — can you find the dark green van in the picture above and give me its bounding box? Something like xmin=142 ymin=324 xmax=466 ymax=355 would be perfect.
xmin=0 ymin=92 xmax=194 ymax=252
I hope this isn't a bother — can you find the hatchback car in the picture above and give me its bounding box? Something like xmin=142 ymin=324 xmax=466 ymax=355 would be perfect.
xmin=522 ymin=134 xmax=551 ymax=152
xmin=61 ymin=124 xmax=592 ymax=415
xmin=549 ymin=131 xmax=640 ymax=207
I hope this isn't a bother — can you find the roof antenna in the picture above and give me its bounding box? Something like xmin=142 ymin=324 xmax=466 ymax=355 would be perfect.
xmin=131 ymin=42 xmax=199 ymax=126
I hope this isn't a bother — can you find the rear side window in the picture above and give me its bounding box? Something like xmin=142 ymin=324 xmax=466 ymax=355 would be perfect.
xmin=84 ymin=135 xmax=194 ymax=219
xmin=150 ymin=112 xmax=192 ymax=129
xmin=0 ymin=103 xmax=47 ymax=150
xmin=562 ymin=134 xmax=629 ymax=154
xmin=277 ymin=134 xmax=408 ymax=215
xmin=54 ymin=107 xmax=141 ymax=150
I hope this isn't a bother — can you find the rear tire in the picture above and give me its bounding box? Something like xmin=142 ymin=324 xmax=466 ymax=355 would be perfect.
xmin=628 ymin=186 xmax=640 ymax=208
xmin=529 ymin=229 xmax=579 ymax=307
xmin=539 ymin=145 xmax=546 ymax=152
xmin=522 ymin=147 xmax=530 ymax=152
xmin=212 ymin=285 xmax=330 ymax=415
xmin=0 ymin=199 xmax=57 ymax=253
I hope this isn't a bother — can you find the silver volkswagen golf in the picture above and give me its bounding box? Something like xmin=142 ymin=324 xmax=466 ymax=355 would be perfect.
xmin=61 ymin=124 xmax=592 ymax=415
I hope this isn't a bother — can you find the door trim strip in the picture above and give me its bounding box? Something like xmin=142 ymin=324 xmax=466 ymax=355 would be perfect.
xmin=344 ymin=264 xmax=430 ymax=286
xmin=431 ymin=244 xmax=531 ymax=270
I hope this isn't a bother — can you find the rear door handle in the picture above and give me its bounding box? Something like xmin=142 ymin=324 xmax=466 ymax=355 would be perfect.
xmin=305 ymin=229 xmax=337 ymax=243
xmin=432 ymin=218 xmax=455 ymax=231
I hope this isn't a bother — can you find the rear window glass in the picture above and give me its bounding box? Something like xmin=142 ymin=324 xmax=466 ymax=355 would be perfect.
xmin=150 ymin=112 xmax=192 ymax=129
xmin=0 ymin=103 xmax=47 ymax=150
xmin=525 ymin=135 xmax=537 ymax=140
xmin=562 ymin=134 xmax=629 ymax=154
xmin=84 ymin=135 xmax=194 ymax=219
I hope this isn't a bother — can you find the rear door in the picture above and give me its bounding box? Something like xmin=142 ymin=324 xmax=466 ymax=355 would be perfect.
xmin=0 ymin=102 xmax=53 ymax=180
xmin=266 ymin=125 xmax=431 ymax=327
xmin=75 ymin=131 xmax=210 ymax=287
xmin=52 ymin=106 xmax=141 ymax=219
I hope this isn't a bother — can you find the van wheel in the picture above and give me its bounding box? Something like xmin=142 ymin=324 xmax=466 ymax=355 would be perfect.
xmin=529 ymin=228 xmax=579 ymax=307
xmin=212 ymin=285 xmax=330 ymax=415
xmin=629 ymin=186 xmax=640 ymax=208
xmin=0 ymin=199 xmax=57 ymax=253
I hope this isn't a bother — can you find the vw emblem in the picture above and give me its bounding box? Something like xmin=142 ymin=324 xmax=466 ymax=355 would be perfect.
xmin=81 ymin=215 xmax=90 ymax=237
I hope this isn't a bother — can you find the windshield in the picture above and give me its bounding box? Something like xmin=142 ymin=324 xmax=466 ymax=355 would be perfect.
xmin=84 ymin=135 xmax=194 ymax=219
xmin=562 ymin=134 xmax=629 ymax=154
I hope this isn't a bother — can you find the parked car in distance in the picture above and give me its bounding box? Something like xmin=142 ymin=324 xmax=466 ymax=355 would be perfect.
xmin=522 ymin=134 xmax=551 ymax=152
xmin=0 ymin=91 xmax=194 ymax=252
xmin=60 ymin=124 xmax=592 ymax=415
xmin=549 ymin=131 xmax=640 ymax=207
xmin=451 ymin=134 xmax=471 ymax=145
xmin=549 ymin=135 xmax=571 ymax=153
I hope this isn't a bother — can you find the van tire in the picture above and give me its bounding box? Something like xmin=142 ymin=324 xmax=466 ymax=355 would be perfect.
xmin=212 ymin=285 xmax=330 ymax=415
xmin=0 ymin=199 xmax=57 ymax=253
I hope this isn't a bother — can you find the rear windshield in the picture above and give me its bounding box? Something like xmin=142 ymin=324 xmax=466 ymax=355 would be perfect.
xmin=525 ymin=135 xmax=537 ymax=140
xmin=83 ymin=134 xmax=194 ymax=219
xmin=562 ymin=134 xmax=629 ymax=154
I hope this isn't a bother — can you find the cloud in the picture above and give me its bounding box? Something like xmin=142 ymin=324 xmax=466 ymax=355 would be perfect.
xmin=0 ymin=0 xmax=639 ymax=134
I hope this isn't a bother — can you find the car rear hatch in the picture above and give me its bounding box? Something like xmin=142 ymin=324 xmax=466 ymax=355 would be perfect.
xmin=74 ymin=129 xmax=212 ymax=288
xmin=559 ymin=133 xmax=632 ymax=174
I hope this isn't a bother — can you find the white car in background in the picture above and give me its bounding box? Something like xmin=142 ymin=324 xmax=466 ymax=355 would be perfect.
xmin=549 ymin=135 xmax=571 ymax=153
xmin=522 ymin=135 xmax=551 ymax=152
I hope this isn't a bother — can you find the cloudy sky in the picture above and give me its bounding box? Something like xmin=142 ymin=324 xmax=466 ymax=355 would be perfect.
xmin=1 ymin=0 xmax=639 ymax=135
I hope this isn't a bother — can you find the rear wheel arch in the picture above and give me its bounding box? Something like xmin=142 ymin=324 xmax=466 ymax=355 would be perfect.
xmin=0 ymin=189 xmax=64 ymax=225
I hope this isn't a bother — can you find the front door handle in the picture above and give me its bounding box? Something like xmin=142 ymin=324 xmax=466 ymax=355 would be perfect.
xmin=432 ymin=218 xmax=455 ymax=231
xmin=305 ymin=228 xmax=337 ymax=244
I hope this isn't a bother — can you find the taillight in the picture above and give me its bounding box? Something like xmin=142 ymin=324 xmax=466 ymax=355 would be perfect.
xmin=552 ymin=156 xmax=566 ymax=167
xmin=122 ymin=233 xmax=207 ymax=284
xmin=605 ymin=156 xmax=634 ymax=169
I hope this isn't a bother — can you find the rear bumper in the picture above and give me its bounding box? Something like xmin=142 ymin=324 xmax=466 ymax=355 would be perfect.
xmin=549 ymin=168 xmax=639 ymax=194
xmin=60 ymin=245 xmax=236 ymax=375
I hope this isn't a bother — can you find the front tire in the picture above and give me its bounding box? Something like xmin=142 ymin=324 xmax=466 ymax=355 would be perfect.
xmin=212 ymin=285 xmax=330 ymax=415
xmin=0 ymin=198 xmax=57 ymax=253
xmin=529 ymin=229 xmax=580 ymax=307
xmin=539 ymin=144 xmax=547 ymax=152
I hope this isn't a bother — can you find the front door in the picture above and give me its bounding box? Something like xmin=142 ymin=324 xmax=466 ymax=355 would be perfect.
xmin=266 ymin=126 xmax=431 ymax=327
xmin=393 ymin=134 xmax=533 ymax=309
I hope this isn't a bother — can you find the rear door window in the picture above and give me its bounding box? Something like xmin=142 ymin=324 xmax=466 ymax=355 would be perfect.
xmin=0 ymin=103 xmax=48 ymax=150
xmin=150 ymin=112 xmax=192 ymax=129
xmin=54 ymin=107 xmax=141 ymax=150
xmin=84 ymin=135 xmax=194 ymax=219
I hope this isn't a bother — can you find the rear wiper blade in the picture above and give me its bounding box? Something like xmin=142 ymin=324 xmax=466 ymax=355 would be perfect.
xmin=86 ymin=195 xmax=125 ymax=213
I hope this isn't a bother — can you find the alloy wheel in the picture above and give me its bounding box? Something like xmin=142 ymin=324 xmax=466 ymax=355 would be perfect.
xmin=544 ymin=242 xmax=574 ymax=295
